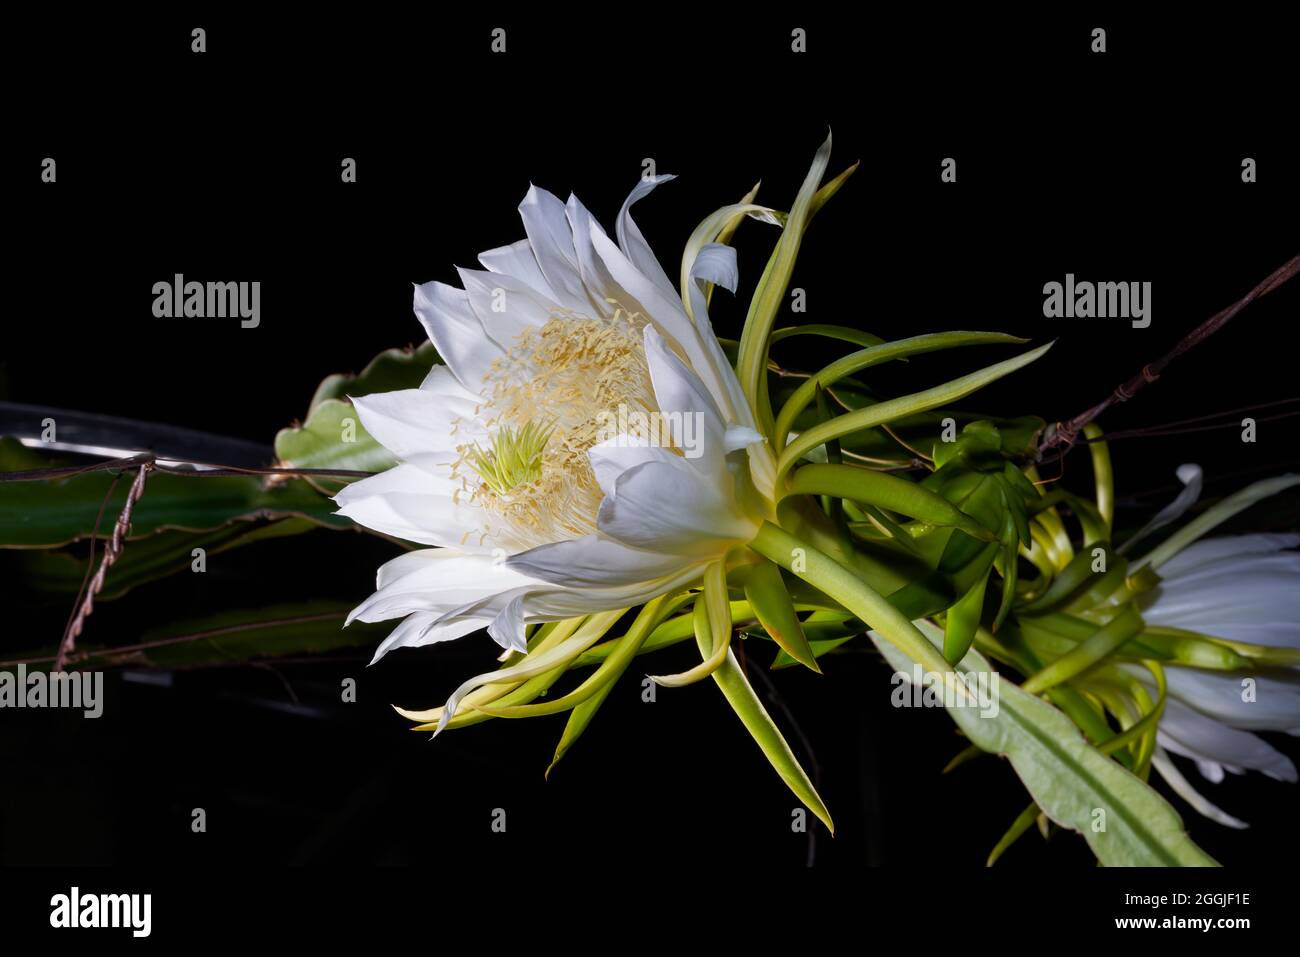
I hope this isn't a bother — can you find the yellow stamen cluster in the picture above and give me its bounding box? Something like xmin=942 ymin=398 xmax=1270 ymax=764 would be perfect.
xmin=453 ymin=303 xmax=659 ymax=549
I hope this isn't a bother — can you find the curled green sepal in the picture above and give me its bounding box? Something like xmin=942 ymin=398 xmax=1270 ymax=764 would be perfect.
xmin=744 ymin=557 xmax=820 ymax=672
xmin=944 ymin=559 xmax=992 ymax=664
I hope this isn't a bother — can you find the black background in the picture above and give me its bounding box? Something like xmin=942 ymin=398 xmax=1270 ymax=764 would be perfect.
xmin=2 ymin=7 xmax=1298 ymax=903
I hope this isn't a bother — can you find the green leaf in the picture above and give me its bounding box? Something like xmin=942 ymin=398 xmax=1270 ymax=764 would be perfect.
xmin=274 ymin=343 xmax=441 ymax=493
xmin=274 ymin=399 xmax=401 ymax=493
xmin=0 ymin=437 xmax=347 ymax=548
xmin=305 ymin=341 xmax=441 ymax=413
xmin=871 ymin=621 xmax=1218 ymax=866
xmin=9 ymin=518 xmax=317 ymax=599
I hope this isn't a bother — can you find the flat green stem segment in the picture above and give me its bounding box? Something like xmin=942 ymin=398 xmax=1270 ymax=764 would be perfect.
xmin=773 ymin=332 xmax=1026 ymax=451
xmin=872 ymin=621 xmax=1217 ymax=866
xmin=696 ymin=597 xmax=835 ymax=833
xmin=749 ymin=521 xmax=958 ymax=681
xmin=777 ymin=342 xmax=1054 ymax=477
xmin=785 ymin=464 xmax=993 ymax=542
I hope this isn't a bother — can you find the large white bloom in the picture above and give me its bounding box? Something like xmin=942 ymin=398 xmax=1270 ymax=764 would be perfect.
xmin=335 ymin=178 xmax=775 ymax=663
xmin=1134 ymin=532 xmax=1300 ymax=827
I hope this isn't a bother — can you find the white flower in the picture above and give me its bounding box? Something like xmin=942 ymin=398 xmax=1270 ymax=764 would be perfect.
xmin=1134 ymin=533 xmax=1300 ymax=826
xmin=334 ymin=178 xmax=775 ymax=664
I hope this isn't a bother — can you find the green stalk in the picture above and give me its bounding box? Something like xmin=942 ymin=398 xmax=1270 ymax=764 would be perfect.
xmin=1082 ymin=423 xmax=1114 ymax=531
xmin=777 ymin=342 xmax=1054 ymax=478
xmin=785 ymin=463 xmax=994 ymax=542
xmin=773 ymin=331 xmax=1026 ymax=452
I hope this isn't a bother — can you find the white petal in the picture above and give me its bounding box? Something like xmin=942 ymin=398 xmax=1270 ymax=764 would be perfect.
xmin=486 ymin=594 xmax=529 ymax=653
xmin=350 ymin=389 xmax=465 ymax=468
xmin=1196 ymin=759 xmax=1226 ymax=784
xmin=1163 ymin=668 xmax=1300 ymax=734
xmin=434 ymin=560 xmax=706 ymax=631
xmin=723 ymin=425 xmax=766 ymax=453
xmin=597 ymin=456 xmax=755 ymax=556
xmin=333 ymin=464 xmax=491 ymax=551
xmin=517 ymin=184 xmax=591 ymax=314
xmin=564 ymin=193 xmax=621 ymax=304
xmin=588 ymin=223 xmax=725 ymax=407
xmin=642 ymin=324 xmax=726 ymax=456
xmin=477 ymin=238 xmax=552 ymax=298
xmin=1151 ymin=556 xmax=1300 ymax=608
xmin=506 ymin=534 xmax=687 ymax=588
xmin=412 ymin=280 xmax=501 ymax=389
xmin=682 ymin=242 xmax=757 ymax=430
xmin=1159 ymin=532 xmax=1300 ymax=579
xmin=368 ymin=614 xmax=485 ymax=665
xmin=345 ymin=548 xmax=536 ymax=625
xmin=1122 ymin=464 xmax=1203 ymax=556
xmin=587 ymin=433 xmax=673 ymax=499
xmin=615 ymin=174 xmax=680 ymax=302
xmin=456 ymin=265 xmax=560 ymax=349
xmin=1142 ymin=568 xmax=1300 ymax=628
xmin=1155 ymin=696 xmax=1298 ymax=781
xmin=1150 ymin=748 xmax=1250 ymax=829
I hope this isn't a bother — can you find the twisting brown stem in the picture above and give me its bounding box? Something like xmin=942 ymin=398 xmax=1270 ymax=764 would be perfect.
xmin=1038 ymin=253 xmax=1300 ymax=459
xmin=54 ymin=462 xmax=153 ymax=671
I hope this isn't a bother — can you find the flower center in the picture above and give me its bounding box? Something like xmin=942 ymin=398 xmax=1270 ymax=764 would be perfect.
xmin=454 ymin=305 xmax=659 ymax=549
xmin=464 ymin=419 xmax=554 ymax=497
